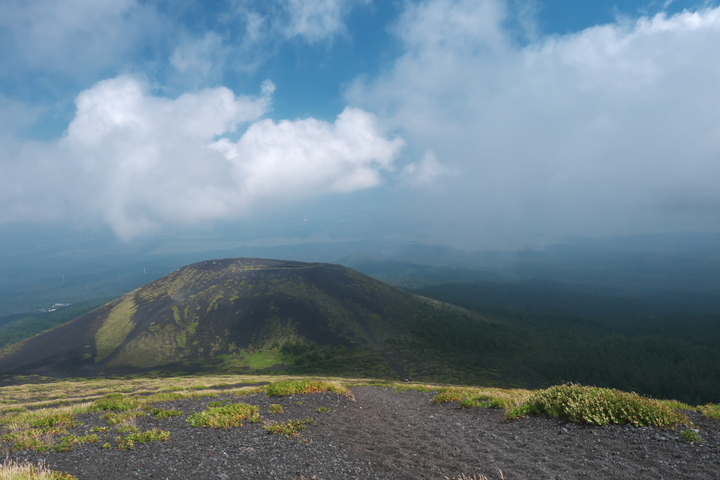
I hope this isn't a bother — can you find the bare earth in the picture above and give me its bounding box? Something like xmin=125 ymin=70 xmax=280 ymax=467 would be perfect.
xmin=8 ymin=387 xmax=720 ymax=479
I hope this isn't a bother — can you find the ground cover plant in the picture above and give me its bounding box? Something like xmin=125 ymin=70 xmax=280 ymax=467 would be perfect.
xmin=506 ymin=383 xmax=689 ymax=427
xmin=186 ymin=403 xmax=260 ymax=428
xmin=0 ymin=373 xmax=719 ymax=478
xmin=263 ymin=417 xmax=315 ymax=438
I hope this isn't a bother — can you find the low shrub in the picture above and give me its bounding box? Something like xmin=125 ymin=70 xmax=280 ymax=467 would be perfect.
xmin=507 ymin=384 xmax=689 ymax=427
xmin=680 ymin=429 xmax=704 ymax=444
xmin=265 ymin=380 xmax=349 ymax=397
xmin=93 ymin=394 xmax=142 ymax=412
xmin=186 ymin=403 xmax=260 ymax=428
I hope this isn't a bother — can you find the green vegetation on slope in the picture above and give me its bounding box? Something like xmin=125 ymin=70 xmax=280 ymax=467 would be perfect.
xmin=94 ymin=297 xmax=138 ymax=362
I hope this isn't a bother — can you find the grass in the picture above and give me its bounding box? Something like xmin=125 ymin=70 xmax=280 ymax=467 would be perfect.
xmin=186 ymin=403 xmax=260 ymax=428
xmin=268 ymin=404 xmax=284 ymax=413
xmin=116 ymin=429 xmax=171 ymax=450
xmin=263 ymin=417 xmax=315 ymax=438
xmin=148 ymin=408 xmax=183 ymax=419
xmin=0 ymin=460 xmax=77 ymax=479
xmin=699 ymin=403 xmax=720 ymax=420
xmin=432 ymin=386 xmax=530 ymax=410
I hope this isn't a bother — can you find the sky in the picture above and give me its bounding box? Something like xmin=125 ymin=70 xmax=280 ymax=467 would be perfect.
xmin=1 ymin=0 xmax=720 ymax=251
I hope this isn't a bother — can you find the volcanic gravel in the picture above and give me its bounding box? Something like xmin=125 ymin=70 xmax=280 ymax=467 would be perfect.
xmin=7 ymin=386 xmax=720 ymax=479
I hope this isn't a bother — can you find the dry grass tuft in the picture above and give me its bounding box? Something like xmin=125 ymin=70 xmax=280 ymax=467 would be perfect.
xmin=0 ymin=459 xmax=77 ymax=479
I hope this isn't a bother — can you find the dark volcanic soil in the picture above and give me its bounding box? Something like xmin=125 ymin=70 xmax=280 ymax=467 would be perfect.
xmin=7 ymin=387 xmax=720 ymax=479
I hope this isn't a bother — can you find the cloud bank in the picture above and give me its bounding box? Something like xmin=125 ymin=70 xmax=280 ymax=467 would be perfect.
xmin=0 ymin=76 xmax=403 ymax=239
xmin=349 ymin=0 xmax=720 ymax=246
xmin=2 ymin=0 xmax=720 ymax=248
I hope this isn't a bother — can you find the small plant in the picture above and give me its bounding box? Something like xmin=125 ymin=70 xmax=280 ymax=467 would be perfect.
xmin=317 ymin=406 xmax=330 ymax=413
xmin=148 ymin=407 xmax=183 ymax=419
xmin=680 ymin=429 xmax=704 ymax=444
xmin=269 ymin=404 xmax=284 ymax=413
xmin=186 ymin=403 xmax=260 ymax=428
xmin=102 ymin=442 xmax=112 ymax=449
xmin=93 ymin=394 xmax=142 ymax=412
xmin=207 ymin=401 xmax=227 ymax=408
xmin=101 ymin=411 xmax=146 ymax=426
xmin=265 ymin=380 xmax=349 ymax=397
xmin=506 ymin=384 xmax=689 ymax=427
xmin=263 ymin=417 xmax=315 ymax=438
xmin=117 ymin=437 xmax=135 ymax=450
xmin=117 ymin=424 xmax=139 ymax=433
xmin=126 ymin=429 xmax=171 ymax=443
xmin=90 ymin=426 xmax=110 ymax=432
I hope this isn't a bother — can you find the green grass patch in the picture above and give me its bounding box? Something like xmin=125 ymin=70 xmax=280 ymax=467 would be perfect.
xmin=699 ymin=403 xmax=720 ymax=420
xmin=144 ymin=392 xmax=189 ymax=403
xmin=268 ymin=404 xmax=284 ymax=413
xmin=432 ymin=387 xmax=526 ymax=410
xmin=265 ymin=379 xmax=349 ymax=397
xmin=186 ymin=403 xmax=260 ymax=428
xmin=243 ymin=350 xmax=286 ymax=369
xmin=101 ymin=410 xmax=146 ymax=426
xmin=507 ymin=384 xmax=690 ymax=427
xmin=263 ymin=417 xmax=314 ymax=438
xmin=92 ymin=394 xmax=142 ymax=412
xmin=116 ymin=429 xmax=171 ymax=450
xmin=148 ymin=407 xmax=183 ymax=419
xmin=680 ymin=428 xmax=704 ymax=443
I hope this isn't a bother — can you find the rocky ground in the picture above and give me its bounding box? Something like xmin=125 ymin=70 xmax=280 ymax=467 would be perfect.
xmin=7 ymin=386 xmax=720 ymax=479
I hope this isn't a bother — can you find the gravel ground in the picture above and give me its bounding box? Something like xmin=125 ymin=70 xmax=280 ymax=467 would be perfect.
xmin=7 ymin=387 xmax=720 ymax=479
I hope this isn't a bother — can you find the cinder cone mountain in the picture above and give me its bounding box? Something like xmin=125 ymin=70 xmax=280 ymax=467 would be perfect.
xmin=0 ymin=258 xmax=498 ymax=381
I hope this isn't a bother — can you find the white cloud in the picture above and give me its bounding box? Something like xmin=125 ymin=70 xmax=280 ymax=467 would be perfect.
xmin=170 ymin=32 xmax=228 ymax=85
xmin=0 ymin=0 xmax=160 ymax=83
xmin=0 ymin=76 xmax=403 ymax=239
xmin=281 ymin=0 xmax=369 ymax=43
xmin=402 ymin=151 xmax=451 ymax=186
xmin=348 ymin=0 xmax=720 ymax=247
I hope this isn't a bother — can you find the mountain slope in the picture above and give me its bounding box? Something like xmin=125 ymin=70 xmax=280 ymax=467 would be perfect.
xmin=0 ymin=258 xmax=518 ymax=383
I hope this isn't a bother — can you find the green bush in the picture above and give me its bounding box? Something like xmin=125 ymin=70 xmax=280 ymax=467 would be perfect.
xmin=265 ymin=380 xmax=348 ymax=397
xmin=93 ymin=394 xmax=142 ymax=412
xmin=186 ymin=403 xmax=260 ymax=428
xmin=507 ymin=384 xmax=689 ymax=427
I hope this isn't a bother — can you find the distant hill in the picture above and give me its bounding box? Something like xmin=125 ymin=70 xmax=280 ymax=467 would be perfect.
xmin=0 ymin=258 xmax=533 ymax=385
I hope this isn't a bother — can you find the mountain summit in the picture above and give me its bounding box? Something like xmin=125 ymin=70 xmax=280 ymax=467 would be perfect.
xmin=0 ymin=258 xmax=486 ymax=380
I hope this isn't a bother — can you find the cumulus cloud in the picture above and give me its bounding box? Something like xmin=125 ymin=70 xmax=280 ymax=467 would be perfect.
xmin=348 ymin=0 xmax=720 ymax=247
xmin=0 ymin=76 xmax=403 ymax=239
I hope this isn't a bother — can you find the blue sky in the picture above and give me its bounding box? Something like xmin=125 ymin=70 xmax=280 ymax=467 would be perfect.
xmin=1 ymin=0 xmax=720 ymax=250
